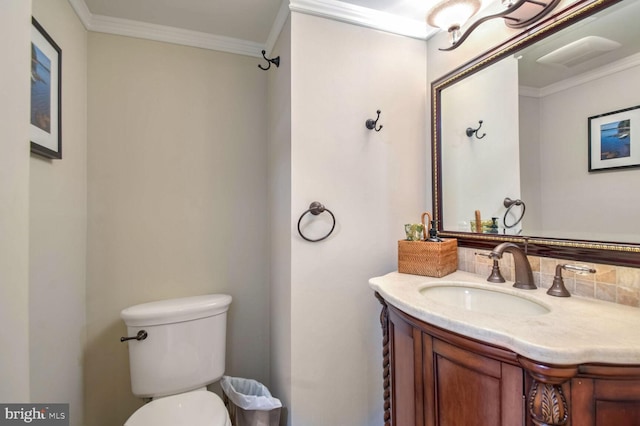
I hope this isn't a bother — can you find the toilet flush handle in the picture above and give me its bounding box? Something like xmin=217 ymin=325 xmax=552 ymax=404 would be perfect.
xmin=120 ymin=330 xmax=148 ymax=342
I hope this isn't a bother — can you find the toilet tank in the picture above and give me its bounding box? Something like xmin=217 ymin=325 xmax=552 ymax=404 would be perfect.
xmin=121 ymin=294 xmax=232 ymax=398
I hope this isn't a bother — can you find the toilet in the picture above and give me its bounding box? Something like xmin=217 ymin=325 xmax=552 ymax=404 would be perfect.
xmin=120 ymin=294 xmax=233 ymax=426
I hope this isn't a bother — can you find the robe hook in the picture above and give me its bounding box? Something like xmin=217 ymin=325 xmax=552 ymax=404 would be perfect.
xmin=466 ymin=120 xmax=486 ymax=139
xmin=365 ymin=110 xmax=383 ymax=132
xmin=258 ymin=50 xmax=280 ymax=71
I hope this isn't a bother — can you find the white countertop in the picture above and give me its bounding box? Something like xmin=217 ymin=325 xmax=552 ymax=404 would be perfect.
xmin=370 ymin=270 xmax=640 ymax=365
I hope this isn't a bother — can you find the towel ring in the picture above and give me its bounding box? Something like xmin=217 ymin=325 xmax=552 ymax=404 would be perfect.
xmin=503 ymin=197 xmax=526 ymax=229
xmin=297 ymin=202 xmax=336 ymax=242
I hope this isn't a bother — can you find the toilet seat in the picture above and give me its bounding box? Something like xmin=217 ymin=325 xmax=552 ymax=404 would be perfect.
xmin=124 ymin=390 xmax=231 ymax=426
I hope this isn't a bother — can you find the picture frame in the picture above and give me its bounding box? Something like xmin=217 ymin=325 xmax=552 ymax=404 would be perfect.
xmin=588 ymin=105 xmax=640 ymax=172
xmin=30 ymin=17 xmax=62 ymax=159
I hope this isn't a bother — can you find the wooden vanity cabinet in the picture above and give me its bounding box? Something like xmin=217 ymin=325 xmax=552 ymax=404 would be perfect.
xmin=570 ymin=370 xmax=640 ymax=426
xmin=385 ymin=303 xmax=525 ymax=426
xmin=386 ymin=305 xmax=423 ymax=426
xmin=378 ymin=295 xmax=640 ymax=426
xmin=426 ymin=334 xmax=526 ymax=426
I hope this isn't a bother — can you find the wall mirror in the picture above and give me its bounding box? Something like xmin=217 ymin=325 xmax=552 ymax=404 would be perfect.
xmin=432 ymin=0 xmax=640 ymax=266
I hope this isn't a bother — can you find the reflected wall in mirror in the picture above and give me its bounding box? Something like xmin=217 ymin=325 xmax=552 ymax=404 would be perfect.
xmin=432 ymin=0 xmax=640 ymax=266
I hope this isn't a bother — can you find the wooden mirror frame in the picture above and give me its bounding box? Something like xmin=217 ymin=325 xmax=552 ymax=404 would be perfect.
xmin=431 ymin=0 xmax=640 ymax=267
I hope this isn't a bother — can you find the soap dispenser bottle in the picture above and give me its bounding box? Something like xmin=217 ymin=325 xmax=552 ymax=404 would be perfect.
xmin=427 ymin=220 xmax=443 ymax=242
xmin=488 ymin=217 xmax=499 ymax=234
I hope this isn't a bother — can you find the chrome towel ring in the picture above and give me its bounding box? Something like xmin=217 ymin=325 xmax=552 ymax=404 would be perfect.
xmin=297 ymin=201 xmax=336 ymax=242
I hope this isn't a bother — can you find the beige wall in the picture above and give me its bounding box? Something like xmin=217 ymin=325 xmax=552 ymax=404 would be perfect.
xmin=0 ymin=0 xmax=31 ymax=402
xmin=286 ymin=13 xmax=427 ymax=425
xmin=30 ymin=2 xmax=87 ymax=426
xmin=267 ymin=16 xmax=292 ymax=423
xmin=86 ymin=33 xmax=269 ymax=425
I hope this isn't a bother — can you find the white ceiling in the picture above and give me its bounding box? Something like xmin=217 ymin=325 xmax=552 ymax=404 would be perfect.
xmin=73 ymin=0 xmax=444 ymax=56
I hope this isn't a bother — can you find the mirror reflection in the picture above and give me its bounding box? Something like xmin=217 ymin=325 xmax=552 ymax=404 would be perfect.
xmin=440 ymin=0 xmax=640 ymax=243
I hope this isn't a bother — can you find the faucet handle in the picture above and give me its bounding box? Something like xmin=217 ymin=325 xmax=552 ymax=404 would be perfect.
xmin=476 ymin=252 xmax=506 ymax=283
xmin=561 ymin=264 xmax=596 ymax=275
xmin=547 ymin=264 xmax=596 ymax=297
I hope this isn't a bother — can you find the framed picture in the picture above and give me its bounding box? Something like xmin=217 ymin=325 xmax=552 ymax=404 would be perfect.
xmin=588 ymin=105 xmax=640 ymax=172
xmin=30 ymin=17 xmax=61 ymax=159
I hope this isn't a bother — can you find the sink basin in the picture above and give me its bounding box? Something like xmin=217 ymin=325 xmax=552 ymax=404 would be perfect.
xmin=420 ymin=284 xmax=550 ymax=316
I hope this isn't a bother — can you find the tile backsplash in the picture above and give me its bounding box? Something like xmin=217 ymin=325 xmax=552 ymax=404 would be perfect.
xmin=457 ymin=247 xmax=640 ymax=308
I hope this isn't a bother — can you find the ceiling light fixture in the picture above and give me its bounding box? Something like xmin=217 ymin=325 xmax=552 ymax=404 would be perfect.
xmin=427 ymin=0 xmax=481 ymax=46
xmin=427 ymin=0 xmax=562 ymax=51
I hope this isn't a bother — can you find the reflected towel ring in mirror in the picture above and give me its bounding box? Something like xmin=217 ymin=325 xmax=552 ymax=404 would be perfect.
xmin=503 ymin=197 xmax=526 ymax=229
xmin=297 ymin=201 xmax=336 ymax=242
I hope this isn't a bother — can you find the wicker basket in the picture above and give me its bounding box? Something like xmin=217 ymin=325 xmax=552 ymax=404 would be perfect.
xmin=397 ymin=238 xmax=458 ymax=278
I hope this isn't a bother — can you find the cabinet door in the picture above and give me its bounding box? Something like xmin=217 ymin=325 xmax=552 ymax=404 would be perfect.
xmin=388 ymin=309 xmax=423 ymax=426
xmin=571 ymin=378 xmax=640 ymax=426
xmin=425 ymin=337 xmax=524 ymax=426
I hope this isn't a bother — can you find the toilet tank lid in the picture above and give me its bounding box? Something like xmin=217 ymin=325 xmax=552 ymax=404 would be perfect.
xmin=121 ymin=294 xmax=232 ymax=326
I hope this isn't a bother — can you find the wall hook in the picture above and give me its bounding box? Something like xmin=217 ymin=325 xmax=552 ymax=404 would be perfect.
xmin=365 ymin=110 xmax=383 ymax=132
xmin=466 ymin=120 xmax=486 ymax=139
xmin=258 ymin=50 xmax=280 ymax=71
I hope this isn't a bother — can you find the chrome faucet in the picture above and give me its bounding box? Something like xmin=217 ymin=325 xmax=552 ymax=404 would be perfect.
xmin=489 ymin=242 xmax=536 ymax=290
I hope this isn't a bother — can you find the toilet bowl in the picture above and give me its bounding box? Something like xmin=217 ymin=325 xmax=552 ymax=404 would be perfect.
xmin=124 ymin=389 xmax=231 ymax=426
xmin=120 ymin=294 xmax=233 ymax=426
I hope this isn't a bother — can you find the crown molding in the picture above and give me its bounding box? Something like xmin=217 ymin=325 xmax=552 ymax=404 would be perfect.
xmin=289 ymin=0 xmax=433 ymax=40
xmin=67 ymin=0 xmax=430 ymax=57
xmin=67 ymin=0 xmax=264 ymax=57
xmin=89 ymin=14 xmax=264 ymax=57
xmin=67 ymin=0 xmax=92 ymax=27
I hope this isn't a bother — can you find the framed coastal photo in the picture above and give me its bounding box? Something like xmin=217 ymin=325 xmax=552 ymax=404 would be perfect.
xmin=30 ymin=17 xmax=61 ymax=159
xmin=588 ymin=105 xmax=640 ymax=172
